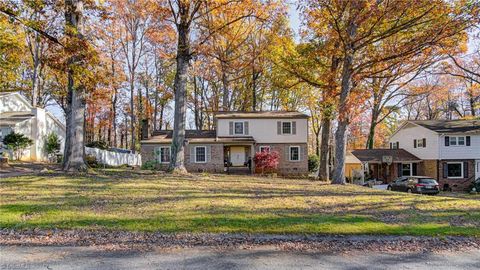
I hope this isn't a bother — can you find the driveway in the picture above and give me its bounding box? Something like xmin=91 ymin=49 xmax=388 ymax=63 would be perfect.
xmin=1 ymin=246 xmax=479 ymax=270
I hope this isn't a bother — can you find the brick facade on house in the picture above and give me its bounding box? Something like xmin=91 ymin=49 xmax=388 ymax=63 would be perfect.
xmin=255 ymin=143 xmax=308 ymax=176
xmin=436 ymin=159 xmax=475 ymax=191
xmin=141 ymin=142 xmax=309 ymax=176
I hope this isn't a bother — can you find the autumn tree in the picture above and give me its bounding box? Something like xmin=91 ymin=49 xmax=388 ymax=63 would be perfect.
xmin=303 ymin=0 xmax=477 ymax=184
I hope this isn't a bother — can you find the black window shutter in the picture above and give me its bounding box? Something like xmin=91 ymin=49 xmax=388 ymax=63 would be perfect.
xmin=397 ymin=163 xmax=402 ymax=177
xmin=396 ymin=142 xmax=399 ymax=149
xmin=414 ymin=139 xmax=417 ymax=148
xmin=466 ymin=136 xmax=471 ymax=146
xmin=412 ymin=163 xmax=417 ymax=176
xmin=464 ymin=162 xmax=468 ymax=178
xmin=443 ymin=163 xmax=447 ymax=178
xmin=445 ymin=136 xmax=449 ymax=146
xmin=389 ymin=142 xmax=392 ymax=149
xmin=423 ymin=138 xmax=426 ymax=148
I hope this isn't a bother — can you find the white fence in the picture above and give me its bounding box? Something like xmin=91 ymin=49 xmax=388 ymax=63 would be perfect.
xmin=85 ymin=147 xmax=142 ymax=167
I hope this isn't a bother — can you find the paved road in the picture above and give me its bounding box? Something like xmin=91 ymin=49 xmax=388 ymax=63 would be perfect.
xmin=1 ymin=246 xmax=479 ymax=270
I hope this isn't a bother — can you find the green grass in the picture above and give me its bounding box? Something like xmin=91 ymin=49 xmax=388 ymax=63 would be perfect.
xmin=1 ymin=170 xmax=480 ymax=236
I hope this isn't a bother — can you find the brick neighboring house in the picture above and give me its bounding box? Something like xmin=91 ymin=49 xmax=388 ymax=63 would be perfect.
xmin=387 ymin=120 xmax=480 ymax=191
xmin=140 ymin=111 xmax=309 ymax=176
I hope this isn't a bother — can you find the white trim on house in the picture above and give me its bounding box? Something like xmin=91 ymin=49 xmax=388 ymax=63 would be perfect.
xmin=234 ymin=121 xmax=245 ymax=135
xmin=158 ymin=146 xmax=171 ymax=164
xmin=289 ymin=145 xmax=300 ymax=162
xmin=446 ymin=162 xmax=464 ymax=179
xmin=194 ymin=146 xmax=207 ymax=163
xmin=281 ymin=121 xmax=293 ymax=135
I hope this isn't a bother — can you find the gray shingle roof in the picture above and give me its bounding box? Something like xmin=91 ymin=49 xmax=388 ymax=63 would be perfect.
xmin=351 ymin=149 xmax=421 ymax=163
xmin=215 ymin=111 xmax=309 ymax=119
xmin=143 ymin=130 xmax=256 ymax=144
xmin=410 ymin=120 xmax=480 ymax=134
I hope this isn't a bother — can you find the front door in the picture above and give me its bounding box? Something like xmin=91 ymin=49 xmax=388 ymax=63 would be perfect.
xmin=476 ymin=160 xmax=480 ymax=180
xmin=230 ymin=146 xmax=245 ymax=166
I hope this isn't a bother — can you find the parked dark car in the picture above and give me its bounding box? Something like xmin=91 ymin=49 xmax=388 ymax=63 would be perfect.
xmin=387 ymin=176 xmax=440 ymax=195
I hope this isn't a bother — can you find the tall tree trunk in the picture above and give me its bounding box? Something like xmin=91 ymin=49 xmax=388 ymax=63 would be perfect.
xmin=332 ymin=23 xmax=356 ymax=184
xmin=63 ymin=0 xmax=87 ymax=172
xmin=168 ymin=23 xmax=190 ymax=173
xmin=366 ymin=107 xmax=379 ymax=149
xmin=318 ymin=117 xmax=331 ymax=181
xmin=129 ymin=72 xmax=136 ymax=152
xmin=31 ymin=30 xmax=40 ymax=108
xmin=221 ymin=61 xmax=229 ymax=111
xmin=194 ymin=76 xmax=201 ymax=130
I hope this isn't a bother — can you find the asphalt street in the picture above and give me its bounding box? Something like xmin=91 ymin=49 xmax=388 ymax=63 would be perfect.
xmin=1 ymin=245 xmax=479 ymax=270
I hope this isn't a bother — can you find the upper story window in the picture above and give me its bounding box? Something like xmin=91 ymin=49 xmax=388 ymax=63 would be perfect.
xmin=446 ymin=136 xmax=468 ymax=146
xmin=234 ymin=122 xmax=244 ymax=135
xmin=390 ymin=142 xmax=399 ymax=149
xmin=278 ymin=121 xmax=296 ymax=135
xmin=229 ymin=121 xmax=248 ymax=135
xmin=282 ymin=122 xmax=292 ymax=134
xmin=416 ymin=138 xmax=426 ymax=148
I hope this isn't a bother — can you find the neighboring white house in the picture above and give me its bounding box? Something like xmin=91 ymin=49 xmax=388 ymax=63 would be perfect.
xmin=140 ymin=111 xmax=309 ymax=176
xmin=0 ymin=92 xmax=66 ymax=161
xmin=389 ymin=120 xmax=480 ymax=191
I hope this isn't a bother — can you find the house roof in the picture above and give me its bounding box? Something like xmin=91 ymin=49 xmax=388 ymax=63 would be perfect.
xmin=350 ymin=149 xmax=422 ymax=163
xmin=214 ymin=111 xmax=309 ymax=119
xmin=407 ymin=120 xmax=480 ymax=134
xmin=345 ymin=151 xmax=362 ymax=164
xmin=143 ymin=130 xmax=255 ymax=144
xmin=0 ymin=111 xmax=34 ymax=126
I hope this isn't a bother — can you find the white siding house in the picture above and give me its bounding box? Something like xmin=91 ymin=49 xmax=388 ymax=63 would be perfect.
xmin=0 ymin=92 xmax=66 ymax=161
xmin=389 ymin=120 xmax=480 ymax=191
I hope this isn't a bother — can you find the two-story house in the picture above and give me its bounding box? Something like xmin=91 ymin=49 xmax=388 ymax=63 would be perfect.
xmin=389 ymin=120 xmax=480 ymax=191
xmin=140 ymin=111 xmax=309 ymax=176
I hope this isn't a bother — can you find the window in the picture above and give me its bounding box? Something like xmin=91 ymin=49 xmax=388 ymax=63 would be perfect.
xmin=195 ymin=146 xmax=207 ymax=163
xmin=259 ymin=146 xmax=270 ymax=153
xmin=417 ymin=139 xmax=424 ymax=148
xmin=289 ymin=146 xmax=300 ymax=161
xmin=390 ymin=142 xmax=399 ymax=149
xmin=234 ymin=122 xmax=244 ymax=135
xmin=402 ymin=163 xmax=412 ymax=176
xmin=282 ymin=122 xmax=292 ymax=134
xmin=449 ymin=136 xmax=465 ymax=146
xmin=159 ymin=146 xmax=170 ymax=163
xmin=447 ymin=162 xmax=463 ymax=178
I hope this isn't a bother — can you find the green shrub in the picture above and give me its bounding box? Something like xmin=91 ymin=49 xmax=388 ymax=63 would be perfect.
xmin=44 ymin=133 xmax=61 ymax=162
xmin=308 ymin=155 xmax=320 ymax=172
xmin=142 ymin=160 xmax=157 ymax=170
xmin=2 ymin=131 xmax=33 ymax=160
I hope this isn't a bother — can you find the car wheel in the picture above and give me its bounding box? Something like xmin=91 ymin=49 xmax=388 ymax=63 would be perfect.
xmin=407 ymin=188 xmax=412 ymax=193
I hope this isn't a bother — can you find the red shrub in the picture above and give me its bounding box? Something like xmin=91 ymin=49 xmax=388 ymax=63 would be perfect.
xmin=253 ymin=151 xmax=279 ymax=173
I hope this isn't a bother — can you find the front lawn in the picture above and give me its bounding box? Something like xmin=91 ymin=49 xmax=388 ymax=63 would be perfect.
xmin=1 ymin=170 xmax=479 ymax=236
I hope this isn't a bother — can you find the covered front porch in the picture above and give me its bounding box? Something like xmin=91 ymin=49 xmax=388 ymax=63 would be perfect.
xmin=350 ymin=149 xmax=423 ymax=183
xmin=223 ymin=144 xmax=255 ymax=174
xmin=217 ymin=136 xmax=256 ymax=174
